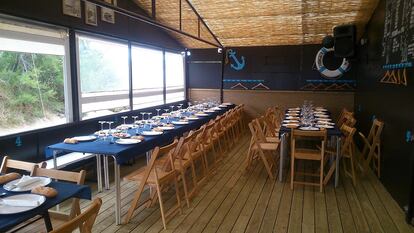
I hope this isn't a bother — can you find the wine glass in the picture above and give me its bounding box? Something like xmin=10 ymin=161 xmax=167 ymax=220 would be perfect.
xmin=121 ymin=116 xmax=128 ymax=125
xmin=148 ymin=112 xmax=152 ymax=121
xmin=170 ymin=105 xmax=175 ymax=112
xmin=132 ymin=116 xmax=138 ymax=125
xmin=178 ymin=104 xmax=183 ymax=111
xmin=156 ymin=108 xmax=161 ymax=116
xmin=98 ymin=121 xmax=106 ymax=141
xmin=140 ymin=112 xmax=145 ymax=120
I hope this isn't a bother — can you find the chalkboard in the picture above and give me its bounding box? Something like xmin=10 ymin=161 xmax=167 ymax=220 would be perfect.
xmin=382 ymin=0 xmax=414 ymax=64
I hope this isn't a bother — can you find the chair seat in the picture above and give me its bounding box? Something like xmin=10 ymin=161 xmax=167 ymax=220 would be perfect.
xmin=124 ymin=167 xmax=173 ymax=183
xmin=258 ymin=142 xmax=279 ymax=151
xmin=266 ymin=137 xmax=280 ymax=143
xmin=294 ymin=149 xmax=322 ymax=160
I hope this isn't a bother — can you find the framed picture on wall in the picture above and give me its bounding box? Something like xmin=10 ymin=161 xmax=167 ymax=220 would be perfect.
xmin=85 ymin=1 xmax=98 ymax=26
xmin=101 ymin=0 xmax=115 ymax=24
xmin=62 ymin=0 xmax=81 ymax=18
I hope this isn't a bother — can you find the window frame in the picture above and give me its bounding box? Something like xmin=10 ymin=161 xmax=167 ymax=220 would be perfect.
xmin=130 ymin=42 xmax=166 ymax=110
xmin=164 ymin=50 xmax=186 ymax=104
xmin=0 ymin=16 xmax=73 ymax=137
xmin=75 ymin=32 xmax=130 ymax=120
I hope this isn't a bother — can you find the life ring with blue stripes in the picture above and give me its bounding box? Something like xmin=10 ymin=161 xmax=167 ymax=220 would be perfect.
xmin=315 ymin=47 xmax=350 ymax=79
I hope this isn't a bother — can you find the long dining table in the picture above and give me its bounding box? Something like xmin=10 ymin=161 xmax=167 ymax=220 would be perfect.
xmin=278 ymin=107 xmax=343 ymax=187
xmin=0 ymin=181 xmax=91 ymax=232
xmin=47 ymin=104 xmax=234 ymax=225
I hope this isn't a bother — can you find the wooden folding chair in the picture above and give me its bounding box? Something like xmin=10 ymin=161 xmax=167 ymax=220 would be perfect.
xmin=50 ymin=198 xmax=102 ymax=233
xmin=337 ymin=108 xmax=354 ymax=128
xmin=247 ymin=119 xmax=279 ymax=178
xmin=200 ymin=121 xmax=220 ymax=173
xmin=124 ymin=140 xmax=182 ymax=228
xmin=359 ymin=119 xmax=384 ymax=177
xmin=324 ymin=125 xmax=357 ymax=185
xmin=0 ymin=156 xmax=46 ymax=175
xmin=32 ymin=167 xmax=86 ymax=220
xmin=342 ymin=113 xmax=357 ymax=127
xmin=291 ymin=129 xmax=327 ymax=192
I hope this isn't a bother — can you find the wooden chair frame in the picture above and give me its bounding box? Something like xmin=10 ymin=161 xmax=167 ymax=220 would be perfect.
xmin=50 ymin=198 xmax=102 ymax=233
xmin=32 ymin=167 xmax=86 ymax=220
xmin=359 ymin=119 xmax=384 ymax=177
xmin=0 ymin=156 xmax=46 ymax=175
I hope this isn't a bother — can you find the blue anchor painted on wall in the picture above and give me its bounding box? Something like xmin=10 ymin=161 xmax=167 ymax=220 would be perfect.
xmin=228 ymin=49 xmax=246 ymax=71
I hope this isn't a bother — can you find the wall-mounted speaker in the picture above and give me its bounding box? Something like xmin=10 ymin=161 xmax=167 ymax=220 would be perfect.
xmin=333 ymin=24 xmax=356 ymax=58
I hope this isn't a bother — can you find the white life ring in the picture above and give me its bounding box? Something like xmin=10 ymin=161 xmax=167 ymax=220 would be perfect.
xmin=315 ymin=47 xmax=350 ymax=79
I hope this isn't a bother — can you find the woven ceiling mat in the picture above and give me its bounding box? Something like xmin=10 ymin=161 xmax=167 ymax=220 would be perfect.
xmin=133 ymin=0 xmax=379 ymax=48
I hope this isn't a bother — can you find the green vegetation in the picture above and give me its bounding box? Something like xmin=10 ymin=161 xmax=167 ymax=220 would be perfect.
xmin=0 ymin=51 xmax=65 ymax=128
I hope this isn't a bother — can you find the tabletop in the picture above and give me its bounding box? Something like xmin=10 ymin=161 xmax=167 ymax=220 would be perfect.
xmin=47 ymin=105 xmax=234 ymax=164
xmin=0 ymin=180 xmax=91 ymax=232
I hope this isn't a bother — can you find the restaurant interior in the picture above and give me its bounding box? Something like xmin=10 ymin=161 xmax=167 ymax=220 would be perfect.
xmin=0 ymin=0 xmax=413 ymax=232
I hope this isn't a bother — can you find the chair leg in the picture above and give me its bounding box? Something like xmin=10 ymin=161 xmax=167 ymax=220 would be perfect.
xmin=180 ymin=169 xmax=190 ymax=208
xmin=155 ymin=183 xmax=167 ymax=230
xmin=377 ymin=144 xmax=381 ymax=178
xmin=173 ymin=176 xmax=182 ymax=214
xmin=320 ymin=158 xmax=324 ymax=192
xmin=124 ymin=181 xmax=146 ymax=224
xmin=350 ymin=155 xmax=356 ymax=186
xmin=290 ymin=157 xmax=295 ymax=190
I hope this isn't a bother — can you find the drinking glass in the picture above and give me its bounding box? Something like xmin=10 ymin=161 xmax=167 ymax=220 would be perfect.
xmin=170 ymin=105 xmax=175 ymax=112
xmin=148 ymin=112 xmax=152 ymax=120
xmin=140 ymin=112 xmax=145 ymax=120
xmin=121 ymin=116 xmax=128 ymax=125
xmin=156 ymin=109 xmax=161 ymax=116
xmin=132 ymin=116 xmax=138 ymax=125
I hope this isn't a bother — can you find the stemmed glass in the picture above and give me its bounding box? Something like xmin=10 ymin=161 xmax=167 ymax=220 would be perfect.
xmin=140 ymin=112 xmax=145 ymax=121
xmin=98 ymin=121 xmax=106 ymax=141
xmin=121 ymin=116 xmax=128 ymax=125
xmin=132 ymin=116 xmax=138 ymax=125
xmin=156 ymin=109 xmax=161 ymax=116
xmin=107 ymin=121 xmax=114 ymax=143
xmin=178 ymin=104 xmax=183 ymax=111
xmin=148 ymin=112 xmax=152 ymax=121
xmin=170 ymin=105 xmax=175 ymax=112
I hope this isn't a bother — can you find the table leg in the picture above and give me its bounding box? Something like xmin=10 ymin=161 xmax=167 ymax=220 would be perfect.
xmin=111 ymin=155 xmax=121 ymax=225
xmin=279 ymin=133 xmax=286 ymax=182
xmin=52 ymin=150 xmax=57 ymax=169
xmin=104 ymin=155 xmax=110 ymax=190
xmin=96 ymin=154 xmax=103 ymax=193
xmin=42 ymin=211 xmax=53 ymax=232
xmin=335 ymin=137 xmax=341 ymax=187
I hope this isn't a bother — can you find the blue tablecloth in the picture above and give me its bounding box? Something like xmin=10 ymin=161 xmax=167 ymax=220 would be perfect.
xmin=0 ymin=181 xmax=91 ymax=232
xmin=47 ymin=106 xmax=234 ymax=164
xmin=279 ymin=109 xmax=342 ymax=137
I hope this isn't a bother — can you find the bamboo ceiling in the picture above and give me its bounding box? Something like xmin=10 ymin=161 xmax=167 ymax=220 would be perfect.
xmin=133 ymin=0 xmax=379 ymax=48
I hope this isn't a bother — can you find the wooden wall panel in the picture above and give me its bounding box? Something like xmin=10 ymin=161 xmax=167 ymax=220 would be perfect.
xmin=188 ymin=88 xmax=354 ymax=120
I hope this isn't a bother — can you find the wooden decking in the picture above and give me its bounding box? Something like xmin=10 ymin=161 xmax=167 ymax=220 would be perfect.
xmin=25 ymin=135 xmax=413 ymax=233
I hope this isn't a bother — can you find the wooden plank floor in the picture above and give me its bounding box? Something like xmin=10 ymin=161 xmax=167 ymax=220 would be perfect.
xmin=25 ymin=135 xmax=414 ymax=233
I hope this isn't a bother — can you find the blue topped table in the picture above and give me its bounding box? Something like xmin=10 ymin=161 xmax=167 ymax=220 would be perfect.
xmin=278 ymin=109 xmax=343 ymax=187
xmin=0 ymin=181 xmax=91 ymax=232
xmin=47 ymin=105 xmax=234 ymax=225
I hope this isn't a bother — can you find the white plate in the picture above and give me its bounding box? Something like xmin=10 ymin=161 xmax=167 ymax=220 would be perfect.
xmin=0 ymin=194 xmax=46 ymax=214
xmin=222 ymin=103 xmax=232 ymax=106
xmin=4 ymin=177 xmax=52 ymax=192
xmin=218 ymin=105 xmax=227 ymax=108
xmin=187 ymin=117 xmax=199 ymax=120
xmin=112 ymin=133 xmax=131 ymax=138
xmin=205 ymin=110 xmax=215 ymax=113
xmin=317 ymin=121 xmax=335 ymax=125
xmin=288 ymin=110 xmax=300 ymax=113
xmin=141 ymin=131 xmax=163 ymax=136
xmin=158 ymin=126 xmax=175 ymax=130
xmin=289 ymin=107 xmax=301 ymax=110
xmin=282 ymin=123 xmax=299 ymax=128
xmin=315 ymin=114 xmax=329 ymax=118
xmin=316 ymin=124 xmax=334 ymax=129
xmin=286 ymin=116 xmax=299 ymax=120
xmin=195 ymin=113 xmax=209 ymax=117
xmin=286 ymin=114 xmax=299 ymax=117
xmin=283 ymin=120 xmax=299 ymax=123
xmin=72 ymin=136 xmax=97 ymax=142
xmin=315 ymin=107 xmax=328 ymax=111
xmin=172 ymin=121 xmax=189 ymax=125
xmin=115 ymin=138 xmax=141 ymax=145
xmin=212 ymin=107 xmax=221 ymax=111
xmin=316 ymin=118 xmax=332 ymax=121
xmin=299 ymin=126 xmax=320 ymax=131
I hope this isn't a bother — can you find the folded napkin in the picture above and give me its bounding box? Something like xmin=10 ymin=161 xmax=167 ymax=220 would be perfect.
xmin=15 ymin=175 xmax=41 ymax=188
xmin=1 ymin=197 xmax=42 ymax=207
xmin=64 ymin=138 xmax=78 ymax=144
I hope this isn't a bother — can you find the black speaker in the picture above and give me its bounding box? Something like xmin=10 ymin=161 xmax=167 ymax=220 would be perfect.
xmin=334 ymin=24 xmax=356 ymax=58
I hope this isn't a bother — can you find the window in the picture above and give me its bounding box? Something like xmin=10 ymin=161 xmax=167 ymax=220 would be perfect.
xmin=165 ymin=52 xmax=185 ymax=103
xmin=131 ymin=46 xmax=164 ymax=109
xmin=77 ymin=35 xmax=129 ymax=119
xmin=0 ymin=19 xmax=71 ymax=137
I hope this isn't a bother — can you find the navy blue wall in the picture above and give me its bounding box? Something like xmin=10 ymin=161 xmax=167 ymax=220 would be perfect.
xmin=188 ymin=45 xmax=357 ymax=91
xmin=0 ymin=0 xmax=185 ymax=162
xmin=355 ymin=0 xmax=414 ymax=207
